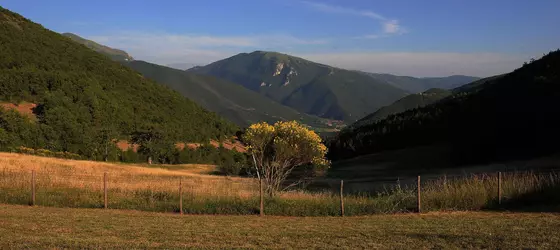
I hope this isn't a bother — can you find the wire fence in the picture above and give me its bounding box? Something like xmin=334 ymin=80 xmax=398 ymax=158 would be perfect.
xmin=1 ymin=167 xmax=559 ymax=216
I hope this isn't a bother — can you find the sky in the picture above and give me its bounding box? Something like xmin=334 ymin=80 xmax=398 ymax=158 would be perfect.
xmin=3 ymin=0 xmax=559 ymax=77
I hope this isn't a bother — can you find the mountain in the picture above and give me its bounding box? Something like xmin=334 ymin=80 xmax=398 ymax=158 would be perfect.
xmin=166 ymin=63 xmax=201 ymax=70
xmin=362 ymin=73 xmax=479 ymax=93
xmin=329 ymin=50 xmax=560 ymax=165
xmin=350 ymin=88 xmax=452 ymax=128
xmin=349 ymin=76 xmax=497 ymax=129
xmin=189 ymin=51 xmax=408 ymax=122
xmin=60 ymin=33 xmax=339 ymax=129
xmin=62 ymin=32 xmax=134 ymax=62
xmin=0 ymin=7 xmax=236 ymax=158
xmin=124 ymin=60 xmax=339 ymax=128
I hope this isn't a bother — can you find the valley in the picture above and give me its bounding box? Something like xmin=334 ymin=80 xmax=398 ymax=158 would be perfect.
xmin=0 ymin=2 xmax=559 ymax=249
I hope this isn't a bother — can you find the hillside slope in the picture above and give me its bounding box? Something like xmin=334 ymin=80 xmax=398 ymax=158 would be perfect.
xmin=329 ymin=50 xmax=560 ymax=165
xmin=189 ymin=51 xmax=408 ymax=122
xmin=62 ymin=32 xmax=134 ymax=62
xmin=0 ymin=7 xmax=236 ymax=158
xmin=351 ymin=88 xmax=452 ymax=128
xmin=363 ymin=73 xmax=479 ymax=93
xmin=351 ymin=75 xmax=502 ymax=129
xmin=124 ymin=60 xmax=336 ymax=128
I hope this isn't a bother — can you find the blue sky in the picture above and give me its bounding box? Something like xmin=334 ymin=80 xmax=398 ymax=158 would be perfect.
xmin=3 ymin=0 xmax=559 ymax=77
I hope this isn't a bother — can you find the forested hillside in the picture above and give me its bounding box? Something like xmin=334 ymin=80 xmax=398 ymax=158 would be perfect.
xmin=0 ymin=7 xmax=237 ymax=160
xmin=350 ymin=88 xmax=452 ymax=128
xmin=189 ymin=51 xmax=408 ymax=122
xmin=329 ymin=50 xmax=560 ymax=165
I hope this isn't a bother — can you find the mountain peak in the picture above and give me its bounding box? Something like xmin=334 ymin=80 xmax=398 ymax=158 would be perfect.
xmin=189 ymin=50 xmax=408 ymax=121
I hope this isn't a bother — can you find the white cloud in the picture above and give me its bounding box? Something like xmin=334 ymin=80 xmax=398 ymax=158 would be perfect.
xmin=383 ymin=20 xmax=405 ymax=34
xmin=302 ymin=1 xmax=406 ymax=36
xmin=293 ymin=51 xmax=528 ymax=77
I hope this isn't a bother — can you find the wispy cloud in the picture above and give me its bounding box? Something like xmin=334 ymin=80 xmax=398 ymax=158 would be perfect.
xmin=301 ymin=1 xmax=386 ymax=20
xmin=383 ymin=20 xmax=405 ymax=34
xmin=87 ymin=32 xmax=329 ymax=65
xmin=87 ymin=30 xmax=528 ymax=77
xmin=301 ymin=1 xmax=406 ymax=37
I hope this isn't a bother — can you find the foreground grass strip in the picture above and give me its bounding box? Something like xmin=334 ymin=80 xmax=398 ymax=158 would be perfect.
xmin=0 ymin=204 xmax=559 ymax=249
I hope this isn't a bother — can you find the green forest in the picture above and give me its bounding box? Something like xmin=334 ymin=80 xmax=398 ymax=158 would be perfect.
xmin=328 ymin=50 xmax=560 ymax=165
xmin=0 ymin=7 xmax=241 ymax=165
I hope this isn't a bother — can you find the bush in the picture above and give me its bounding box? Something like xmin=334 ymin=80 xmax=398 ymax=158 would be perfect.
xmin=120 ymin=148 xmax=142 ymax=163
xmin=219 ymin=161 xmax=244 ymax=176
xmin=11 ymin=146 xmax=84 ymax=160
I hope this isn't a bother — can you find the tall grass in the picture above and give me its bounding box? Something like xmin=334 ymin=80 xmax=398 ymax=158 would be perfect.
xmin=0 ymin=153 xmax=558 ymax=216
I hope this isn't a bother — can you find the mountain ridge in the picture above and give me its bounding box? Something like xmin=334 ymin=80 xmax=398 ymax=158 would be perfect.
xmin=62 ymin=32 xmax=134 ymax=62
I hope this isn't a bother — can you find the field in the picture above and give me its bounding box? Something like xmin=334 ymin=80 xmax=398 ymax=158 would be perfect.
xmin=1 ymin=152 xmax=560 ymax=216
xmin=1 ymin=204 xmax=559 ymax=249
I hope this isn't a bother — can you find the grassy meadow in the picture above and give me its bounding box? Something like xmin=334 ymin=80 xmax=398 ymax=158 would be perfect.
xmin=1 ymin=204 xmax=559 ymax=249
xmin=0 ymin=152 xmax=559 ymax=216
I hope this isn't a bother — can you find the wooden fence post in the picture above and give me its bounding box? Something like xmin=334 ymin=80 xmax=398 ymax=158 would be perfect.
xmin=31 ymin=170 xmax=36 ymax=206
xmin=417 ymin=176 xmax=421 ymax=213
xmin=498 ymin=172 xmax=502 ymax=205
xmin=179 ymin=178 xmax=183 ymax=215
xmin=259 ymin=178 xmax=264 ymax=216
xmin=340 ymin=180 xmax=344 ymax=217
xmin=104 ymin=172 xmax=108 ymax=209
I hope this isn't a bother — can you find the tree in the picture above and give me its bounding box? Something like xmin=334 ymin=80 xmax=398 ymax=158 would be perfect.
xmin=130 ymin=127 xmax=175 ymax=164
xmin=0 ymin=127 xmax=10 ymax=149
xmin=244 ymin=121 xmax=329 ymax=196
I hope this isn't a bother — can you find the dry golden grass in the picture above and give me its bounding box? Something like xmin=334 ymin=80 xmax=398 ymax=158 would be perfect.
xmin=0 ymin=152 xmax=338 ymax=201
xmin=0 ymin=152 xmax=330 ymax=201
xmin=0 ymin=152 xmax=257 ymax=198
xmin=2 ymin=152 xmax=557 ymax=216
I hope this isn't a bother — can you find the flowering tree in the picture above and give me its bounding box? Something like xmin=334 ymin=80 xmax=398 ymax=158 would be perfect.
xmin=244 ymin=121 xmax=330 ymax=196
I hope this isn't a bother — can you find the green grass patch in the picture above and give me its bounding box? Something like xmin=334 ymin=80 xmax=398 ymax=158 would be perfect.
xmin=0 ymin=204 xmax=559 ymax=249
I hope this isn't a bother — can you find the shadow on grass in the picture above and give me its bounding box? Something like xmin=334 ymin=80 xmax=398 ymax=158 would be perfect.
xmin=485 ymin=183 xmax=560 ymax=212
xmin=403 ymin=233 xmax=508 ymax=248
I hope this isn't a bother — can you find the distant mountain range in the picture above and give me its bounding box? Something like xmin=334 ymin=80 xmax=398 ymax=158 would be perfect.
xmin=188 ymin=51 xmax=409 ymax=122
xmin=361 ymin=72 xmax=480 ymax=93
